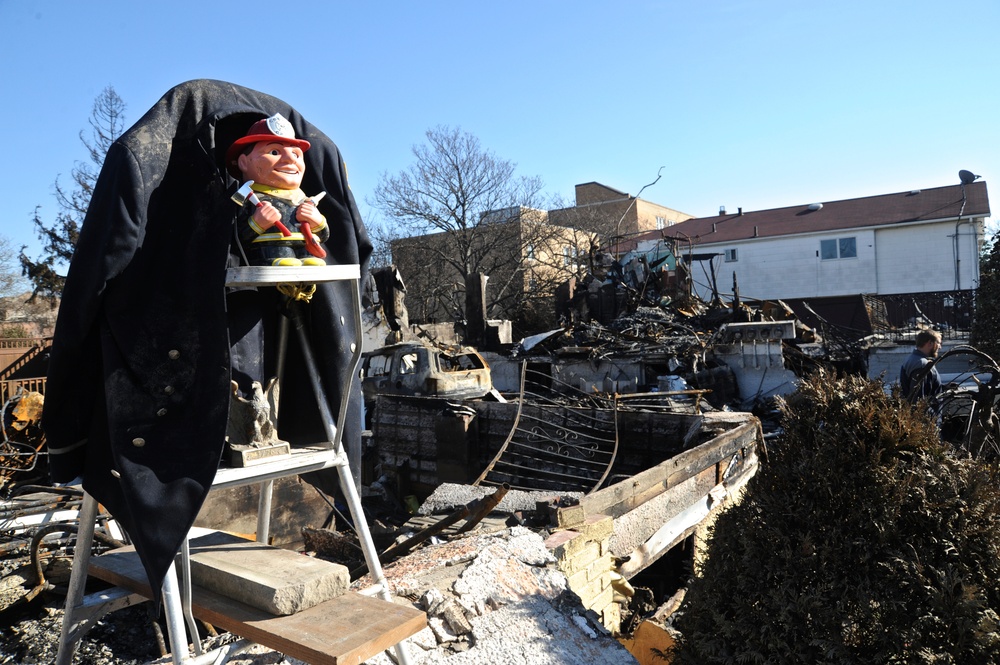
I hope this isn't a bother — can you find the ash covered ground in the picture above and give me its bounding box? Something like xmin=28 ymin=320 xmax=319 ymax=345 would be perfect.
xmin=0 ymin=548 xmax=159 ymax=664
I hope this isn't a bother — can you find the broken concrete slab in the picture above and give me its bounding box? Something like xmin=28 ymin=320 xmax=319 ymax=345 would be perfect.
xmin=418 ymin=482 xmax=583 ymax=516
xmin=352 ymin=527 xmax=636 ymax=664
xmin=188 ymin=531 xmax=350 ymax=616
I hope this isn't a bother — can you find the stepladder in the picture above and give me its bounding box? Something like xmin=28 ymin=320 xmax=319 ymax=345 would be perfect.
xmin=56 ymin=265 xmax=423 ymax=665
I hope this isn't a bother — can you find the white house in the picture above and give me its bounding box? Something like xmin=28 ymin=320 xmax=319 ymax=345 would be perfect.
xmin=657 ymin=180 xmax=989 ymax=303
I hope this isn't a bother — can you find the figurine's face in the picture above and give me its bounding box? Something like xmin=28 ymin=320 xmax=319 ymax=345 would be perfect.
xmin=237 ymin=141 xmax=305 ymax=190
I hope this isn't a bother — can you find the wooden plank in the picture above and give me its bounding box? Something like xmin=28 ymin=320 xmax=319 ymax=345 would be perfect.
xmin=557 ymin=420 xmax=760 ymax=525
xmin=618 ymin=457 xmax=760 ymax=579
xmin=665 ymin=424 xmax=753 ymax=488
xmin=89 ymin=546 xmax=425 ymax=665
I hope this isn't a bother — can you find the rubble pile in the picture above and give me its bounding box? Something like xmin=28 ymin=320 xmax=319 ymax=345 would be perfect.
xmin=355 ymin=526 xmax=636 ymax=664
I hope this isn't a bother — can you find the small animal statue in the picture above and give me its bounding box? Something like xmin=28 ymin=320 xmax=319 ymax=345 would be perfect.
xmin=226 ymin=377 xmax=286 ymax=452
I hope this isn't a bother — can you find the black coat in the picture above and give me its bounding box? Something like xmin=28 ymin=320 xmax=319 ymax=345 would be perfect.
xmin=42 ymin=79 xmax=371 ymax=603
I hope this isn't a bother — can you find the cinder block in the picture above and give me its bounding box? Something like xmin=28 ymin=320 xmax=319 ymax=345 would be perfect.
xmin=559 ymin=541 xmax=601 ymax=576
xmin=545 ymin=529 xmax=584 ymax=559
xmin=586 ymin=554 xmax=614 ymax=582
xmin=600 ymin=600 xmax=621 ymax=633
xmin=555 ymin=504 xmax=586 ymax=528
xmin=577 ymin=581 xmax=614 ymax=613
xmin=187 ymin=531 xmax=349 ymax=616
xmin=573 ymin=514 xmax=613 ymax=542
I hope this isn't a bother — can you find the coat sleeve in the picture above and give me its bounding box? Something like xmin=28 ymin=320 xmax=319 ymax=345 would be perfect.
xmin=43 ymin=142 xmax=145 ymax=482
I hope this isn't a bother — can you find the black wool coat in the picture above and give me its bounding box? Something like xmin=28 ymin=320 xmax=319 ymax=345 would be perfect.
xmin=42 ymin=79 xmax=371 ymax=603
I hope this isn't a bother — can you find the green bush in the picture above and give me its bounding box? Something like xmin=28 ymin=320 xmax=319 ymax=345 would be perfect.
xmin=972 ymin=232 xmax=1000 ymax=363
xmin=670 ymin=372 xmax=1000 ymax=664
xmin=0 ymin=324 xmax=29 ymax=338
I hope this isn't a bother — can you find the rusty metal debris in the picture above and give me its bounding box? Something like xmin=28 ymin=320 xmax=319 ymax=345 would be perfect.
xmin=474 ymin=363 xmax=619 ymax=494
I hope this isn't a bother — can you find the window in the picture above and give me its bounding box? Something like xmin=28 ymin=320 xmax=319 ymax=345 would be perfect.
xmin=563 ymin=246 xmax=573 ymax=267
xmin=439 ymin=352 xmax=486 ymax=372
xmin=656 ymin=216 xmax=666 ymax=230
xmin=365 ymin=354 xmax=391 ymax=377
xmin=526 ymin=243 xmax=535 ymax=260
xmin=820 ymin=237 xmax=857 ymax=260
xmin=839 ymin=237 xmax=857 ymax=258
xmin=724 ymin=248 xmax=738 ymax=262
xmin=398 ymin=352 xmax=418 ymax=375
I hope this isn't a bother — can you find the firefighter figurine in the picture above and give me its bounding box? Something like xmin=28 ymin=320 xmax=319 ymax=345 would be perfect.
xmin=227 ymin=113 xmax=329 ymax=266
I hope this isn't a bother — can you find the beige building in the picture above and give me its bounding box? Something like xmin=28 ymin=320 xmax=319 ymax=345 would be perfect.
xmin=548 ymin=182 xmax=694 ymax=255
xmin=391 ymin=207 xmax=596 ymax=332
xmin=390 ymin=182 xmax=691 ymax=334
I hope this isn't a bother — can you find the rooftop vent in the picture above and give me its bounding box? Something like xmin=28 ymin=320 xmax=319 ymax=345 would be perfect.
xmin=909 ymin=190 xmax=921 ymax=195
xmin=719 ymin=206 xmax=727 ymax=216
xmin=807 ymin=203 xmax=823 ymax=212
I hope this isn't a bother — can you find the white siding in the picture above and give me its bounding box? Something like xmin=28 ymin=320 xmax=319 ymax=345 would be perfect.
xmin=687 ymin=219 xmax=982 ymax=302
xmin=874 ymin=220 xmax=981 ymax=294
xmin=690 ymin=230 xmax=876 ymax=301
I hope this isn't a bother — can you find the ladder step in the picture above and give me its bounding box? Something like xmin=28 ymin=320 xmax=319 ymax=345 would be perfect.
xmin=89 ymin=541 xmax=425 ymax=665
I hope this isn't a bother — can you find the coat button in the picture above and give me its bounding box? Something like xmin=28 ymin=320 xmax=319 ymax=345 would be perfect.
xmin=350 ymin=342 xmax=357 ymax=353
xmin=164 ymin=385 xmax=175 ymax=395
xmin=156 ymin=408 xmax=168 ymax=417
xmin=132 ymin=437 xmax=146 ymax=447
xmin=168 ymin=349 xmax=181 ymax=360
xmin=110 ymin=469 xmax=121 ymax=479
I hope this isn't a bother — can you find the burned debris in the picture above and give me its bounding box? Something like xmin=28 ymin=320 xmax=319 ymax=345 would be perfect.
xmin=0 ymin=240 xmax=994 ymax=664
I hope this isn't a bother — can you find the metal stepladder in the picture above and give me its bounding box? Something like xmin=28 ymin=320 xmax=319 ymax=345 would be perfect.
xmin=56 ymin=264 xmax=415 ymax=665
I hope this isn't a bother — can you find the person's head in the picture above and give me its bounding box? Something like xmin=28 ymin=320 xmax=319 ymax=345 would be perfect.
xmin=226 ymin=113 xmax=310 ymax=189
xmin=915 ymin=330 xmax=942 ymax=357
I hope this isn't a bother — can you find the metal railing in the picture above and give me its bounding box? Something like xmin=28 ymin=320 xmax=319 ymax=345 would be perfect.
xmin=864 ymin=290 xmax=975 ymax=341
xmin=1 ymin=378 xmax=46 ymax=403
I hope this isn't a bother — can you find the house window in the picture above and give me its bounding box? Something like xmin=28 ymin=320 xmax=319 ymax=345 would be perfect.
xmin=526 ymin=243 xmax=535 ymax=260
xmin=820 ymin=237 xmax=857 ymax=260
xmin=724 ymin=248 xmax=738 ymax=262
xmin=656 ymin=216 xmax=666 ymax=230
xmin=563 ymin=246 xmax=573 ymax=267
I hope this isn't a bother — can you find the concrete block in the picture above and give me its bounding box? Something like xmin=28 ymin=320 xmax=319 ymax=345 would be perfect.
xmin=577 ymin=581 xmax=614 ymax=613
xmin=558 ymin=541 xmax=601 ymax=576
xmin=600 ymin=600 xmax=621 ymax=634
xmin=573 ymin=514 xmax=613 ymax=543
xmin=188 ymin=531 xmax=349 ymax=616
xmin=555 ymin=504 xmax=585 ymax=528
xmin=544 ymin=529 xmax=583 ymax=559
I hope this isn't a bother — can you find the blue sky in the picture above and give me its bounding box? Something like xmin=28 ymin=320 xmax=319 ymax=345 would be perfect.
xmin=3 ymin=0 xmax=999 ymax=263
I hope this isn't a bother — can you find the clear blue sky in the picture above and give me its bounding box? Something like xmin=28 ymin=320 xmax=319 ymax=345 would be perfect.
xmin=3 ymin=0 xmax=998 ymax=261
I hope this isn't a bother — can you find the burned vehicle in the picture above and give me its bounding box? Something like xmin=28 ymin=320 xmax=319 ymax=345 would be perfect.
xmin=361 ymin=342 xmax=493 ymax=408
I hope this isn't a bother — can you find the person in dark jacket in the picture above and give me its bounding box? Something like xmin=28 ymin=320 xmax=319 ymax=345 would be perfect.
xmin=42 ymin=80 xmax=370 ymax=606
xmin=899 ymin=330 xmax=943 ymax=402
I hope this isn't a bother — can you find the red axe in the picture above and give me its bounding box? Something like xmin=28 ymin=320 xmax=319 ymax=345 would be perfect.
xmin=232 ymin=181 xmax=292 ymax=236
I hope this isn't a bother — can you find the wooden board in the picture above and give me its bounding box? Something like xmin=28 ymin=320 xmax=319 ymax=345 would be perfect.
xmin=554 ymin=420 xmax=761 ymax=527
xmin=89 ymin=545 xmax=425 ymax=665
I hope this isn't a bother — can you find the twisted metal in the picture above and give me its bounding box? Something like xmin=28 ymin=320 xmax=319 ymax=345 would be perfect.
xmin=474 ymin=362 xmax=619 ymax=494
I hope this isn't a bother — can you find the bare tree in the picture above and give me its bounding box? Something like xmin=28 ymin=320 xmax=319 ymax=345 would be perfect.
xmin=20 ymin=86 xmax=127 ymax=303
xmin=371 ymin=126 xmax=586 ymax=331
xmin=0 ymin=234 xmax=27 ymax=298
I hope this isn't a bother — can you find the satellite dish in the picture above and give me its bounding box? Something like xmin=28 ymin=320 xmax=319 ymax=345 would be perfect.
xmin=959 ymin=170 xmax=980 ymax=185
